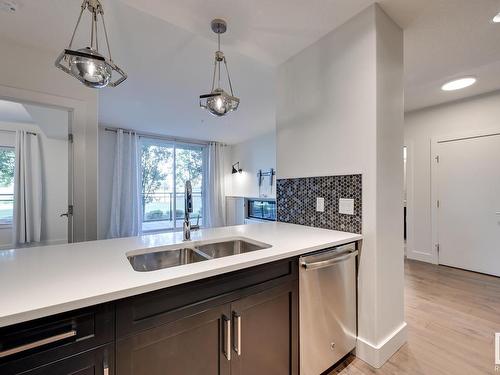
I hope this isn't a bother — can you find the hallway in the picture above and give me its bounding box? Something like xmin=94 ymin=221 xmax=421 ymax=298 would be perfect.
xmin=331 ymin=260 xmax=500 ymax=374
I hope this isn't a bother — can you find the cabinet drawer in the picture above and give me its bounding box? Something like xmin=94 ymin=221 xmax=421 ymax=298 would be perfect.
xmin=0 ymin=304 xmax=114 ymax=375
xmin=117 ymin=258 xmax=297 ymax=337
xmin=19 ymin=344 xmax=114 ymax=375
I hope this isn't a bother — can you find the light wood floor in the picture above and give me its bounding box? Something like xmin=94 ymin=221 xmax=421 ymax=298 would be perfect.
xmin=329 ymin=259 xmax=500 ymax=375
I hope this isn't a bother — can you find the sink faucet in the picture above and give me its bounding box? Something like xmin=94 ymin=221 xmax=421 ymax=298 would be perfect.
xmin=183 ymin=180 xmax=194 ymax=241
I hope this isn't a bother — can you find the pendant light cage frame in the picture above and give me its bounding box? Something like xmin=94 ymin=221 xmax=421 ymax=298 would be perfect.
xmin=200 ymin=19 xmax=240 ymax=114
xmin=55 ymin=0 xmax=127 ymax=88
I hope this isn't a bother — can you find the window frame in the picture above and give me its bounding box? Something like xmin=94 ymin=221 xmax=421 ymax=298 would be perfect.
xmin=0 ymin=145 xmax=15 ymax=228
xmin=139 ymin=137 xmax=207 ymax=234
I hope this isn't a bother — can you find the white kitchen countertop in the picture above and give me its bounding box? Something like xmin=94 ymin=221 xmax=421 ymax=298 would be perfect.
xmin=0 ymin=222 xmax=361 ymax=328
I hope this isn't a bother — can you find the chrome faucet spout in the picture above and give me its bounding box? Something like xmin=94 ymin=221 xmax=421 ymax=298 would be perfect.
xmin=183 ymin=181 xmax=193 ymax=241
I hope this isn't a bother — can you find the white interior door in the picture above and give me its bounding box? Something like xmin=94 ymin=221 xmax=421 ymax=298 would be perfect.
xmin=436 ymin=133 xmax=500 ymax=276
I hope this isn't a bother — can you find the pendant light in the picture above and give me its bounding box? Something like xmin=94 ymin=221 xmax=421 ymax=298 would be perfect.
xmin=200 ymin=19 xmax=240 ymax=116
xmin=55 ymin=0 xmax=127 ymax=88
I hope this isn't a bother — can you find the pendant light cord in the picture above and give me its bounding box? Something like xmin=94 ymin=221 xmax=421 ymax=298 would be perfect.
xmin=224 ymin=58 xmax=235 ymax=96
xmin=211 ymin=59 xmax=217 ymax=91
xmin=91 ymin=12 xmax=98 ymax=50
xmin=203 ymin=19 xmax=238 ymax=100
xmin=217 ymin=34 xmax=221 ymax=89
xmin=101 ymin=12 xmax=113 ymax=61
xmin=68 ymin=3 xmax=86 ymax=49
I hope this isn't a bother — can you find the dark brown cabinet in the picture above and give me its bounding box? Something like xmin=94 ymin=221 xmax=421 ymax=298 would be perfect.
xmin=115 ymin=258 xmax=299 ymax=375
xmin=230 ymin=281 xmax=298 ymax=375
xmin=0 ymin=305 xmax=114 ymax=375
xmin=20 ymin=344 xmax=114 ymax=375
xmin=116 ymin=280 xmax=297 ymax=375
xmin=116 ymin=304 xmax=231 ymax=375
xmin=3 ymin=258 xmax=299 ymax=375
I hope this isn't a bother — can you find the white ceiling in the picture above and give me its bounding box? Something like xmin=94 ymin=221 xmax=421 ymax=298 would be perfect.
xmin=0 ymin=99 xmax=68 ymax=139
xmin=0 ymin=0 xmax=500 ymax=140
xmin=402 ymin=0 xmax=500 ymax=112
xmin=118 ymin=0 xmax=378 ymax=66
xmin=0 ymin=100 xmax=33 ymax=123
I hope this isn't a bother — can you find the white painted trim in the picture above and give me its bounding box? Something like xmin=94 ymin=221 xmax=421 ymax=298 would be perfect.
xmin=356 ymin=322 xmax=407 ymax=368
xmin=0 ymin=84 xmax=95 ymax=243
xmin=407 ymin=250 xmax=436 ymax=264
xmin=434 ymin=127 xmax=500 ymax=144
xmin=405 ymin=141 xmax=436 ymax=263
xmin=404 ymin=142 xmax=414 ymax=257
xmin=431 ymin=129 xmax=500 ymax=266
xmin=430 ymin=138 xmax=440 ymax=265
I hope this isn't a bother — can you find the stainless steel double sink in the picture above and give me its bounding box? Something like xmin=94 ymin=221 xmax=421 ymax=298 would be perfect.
xmin=127 ymin=238 xmax=272 ymax=272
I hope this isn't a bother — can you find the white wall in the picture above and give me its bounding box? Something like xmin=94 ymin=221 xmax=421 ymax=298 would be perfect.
xmin=0 ymin=122 xmax=68 ymax=248
xmin=0 ymin=38 xmax=99 ymax=242
xmin=228 ymin=131 xmax=276 ymax=198
xmin=276 ymin=5 xmax=405 ymax=367
xmin=405 ymin=90 xmax=500 ymax=263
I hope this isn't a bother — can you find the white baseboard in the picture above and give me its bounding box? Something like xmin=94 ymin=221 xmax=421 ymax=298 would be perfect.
xmin=355 ymin=322 xmax=407 ymax=368
xmin=406 ymin=250 xmax=437 ymax=264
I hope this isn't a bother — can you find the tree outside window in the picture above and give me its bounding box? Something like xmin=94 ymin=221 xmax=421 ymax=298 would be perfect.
xmin=0 ymin=147 xmax=15 ymax=225
xmin=140 ymin=141 xmax=205 ymax=232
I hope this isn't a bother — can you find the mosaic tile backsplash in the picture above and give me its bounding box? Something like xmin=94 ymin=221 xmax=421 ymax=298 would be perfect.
xmin=276 ymin=174 xmax=362 ymax=234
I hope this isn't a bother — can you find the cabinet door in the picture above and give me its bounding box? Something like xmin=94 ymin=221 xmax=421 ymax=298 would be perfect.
xmin=116 ymin=304 xmax=231 ymax=375
xmin=230 ymin=281 xmax=298 ymax=375
xmin=20 ymin=344 xmax=114 ymax=375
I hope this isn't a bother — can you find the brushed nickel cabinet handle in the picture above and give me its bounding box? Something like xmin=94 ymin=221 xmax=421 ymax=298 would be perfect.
xmin=223 ymin=315 xmax=231 ymax=361
xmin=233 ymin=312 xmax=242 ymax=356
xmin=103 ymin=354 xmax=109 ymax=375
xmin=0 ymin=330 xmax=77 ymax=358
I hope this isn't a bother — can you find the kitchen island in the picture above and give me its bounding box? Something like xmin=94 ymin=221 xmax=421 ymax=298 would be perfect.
xmin=0 ymin=222 xmax=361 ymax=375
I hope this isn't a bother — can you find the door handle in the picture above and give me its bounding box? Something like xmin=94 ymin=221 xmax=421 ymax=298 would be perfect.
xmin=233 ymin=312 xmax=242 ymax=356
xmin=60 ymin=205 xmax=74 ymax=217
xmin=222 ymin=315 xmax=231 ymax=361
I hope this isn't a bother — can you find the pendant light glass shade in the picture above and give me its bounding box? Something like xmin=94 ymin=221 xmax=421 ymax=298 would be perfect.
xmin=204 ymin=88 xmax=239 ymax=117
xmin=200 ymin=19 xmax=240 ymax=116
xmin=55 ymin=0 xmax=127 ymax=88
xmin=68 ymin=48 xmax=112 ymax=88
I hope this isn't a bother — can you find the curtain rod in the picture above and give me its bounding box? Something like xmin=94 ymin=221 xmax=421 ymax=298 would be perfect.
xmin=103 ymin=126 xmax=211 ymax=146
xmin=0 ymin=129 xmax=38 ymax=136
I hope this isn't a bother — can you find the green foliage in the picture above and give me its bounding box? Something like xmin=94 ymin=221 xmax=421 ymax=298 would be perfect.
xmin=141 ymin=145 xmax=172 ymax=205
xmin=0 ymin=148 xmax=15 ymax=187
xmin=175 ymin=148 xmax=203 ymax=190
xmin=146 ymin=209 xmax=166 ymax=220
xmin=140 ymin=145 xmax=204 ymax=223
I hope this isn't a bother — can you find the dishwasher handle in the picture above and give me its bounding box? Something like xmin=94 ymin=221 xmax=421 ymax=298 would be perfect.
xmin=301 ymin=250 xmax=358 ymax=270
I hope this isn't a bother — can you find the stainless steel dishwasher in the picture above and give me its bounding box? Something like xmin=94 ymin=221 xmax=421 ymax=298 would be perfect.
xmin=299 ymin=243 xmax=358 ymax=375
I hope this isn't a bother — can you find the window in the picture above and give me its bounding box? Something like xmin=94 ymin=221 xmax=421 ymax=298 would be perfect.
xmin=248 ymin=199 xmax=276 ymax=221
xmin=140 ymin=139 xmax=205 ymax=232
xmin=0 ymin=147 xmax=15 ymax=226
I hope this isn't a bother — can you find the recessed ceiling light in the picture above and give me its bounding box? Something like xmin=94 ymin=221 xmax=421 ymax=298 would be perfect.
xmin=441 ymin=77 xmax=477 ymax=91
xmin=0 ymin=0 xmax=18 ymax=13
xmin=493 ymin=12 xmax=500 ymax=23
